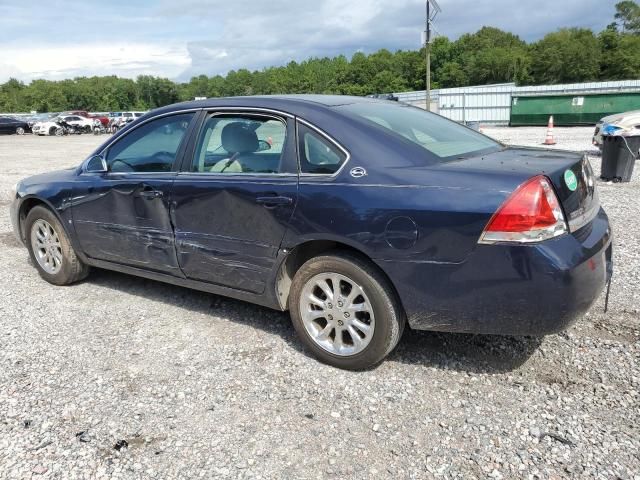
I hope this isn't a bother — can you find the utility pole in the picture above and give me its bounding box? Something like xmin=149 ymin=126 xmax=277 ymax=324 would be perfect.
xmin=426 ymin=1 xmax=430 ymax=111
xmin=424 ymin=0 xmax=441 ymax=112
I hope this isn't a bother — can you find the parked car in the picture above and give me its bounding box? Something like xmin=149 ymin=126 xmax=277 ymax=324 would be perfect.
xmin=32 ymin=115 xmax=94 ymax=135
xmin=65 ymin=110 xmax=110 ymax=127
xmin=593 ymin=109 xmax=640 ymax=148
xmin=107 ymin=111 xmax=146 ymax=132
xmin=10 ymin=95 xmax=612 ymax=370
xmin=118 ymin=111 xmax=145 ymax=122
xmin=0 ymin=116 xmax=30 ymax=135
xmin=27 ymin=113 xmax=59 ymax=129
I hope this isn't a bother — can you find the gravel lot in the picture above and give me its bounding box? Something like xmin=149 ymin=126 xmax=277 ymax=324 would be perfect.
xmin=0 ymin=129 xmax=638 ymax=479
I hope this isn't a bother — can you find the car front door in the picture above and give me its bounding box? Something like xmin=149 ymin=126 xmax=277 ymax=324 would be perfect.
xmin=71 ymin=112 xmax=198 ymax=275
xmin=171 ymin=111 xmax=298 ymax=294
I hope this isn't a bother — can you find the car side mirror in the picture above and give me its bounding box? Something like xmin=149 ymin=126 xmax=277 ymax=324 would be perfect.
xmin=257 ymin=140 xmax=272 ymax=152
xmin=85 ymin=155 xmax=108 ymax=173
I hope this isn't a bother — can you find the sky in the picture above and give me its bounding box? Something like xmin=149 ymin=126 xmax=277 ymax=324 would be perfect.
xmin=0 ymin=0 xmax=620 ymax=84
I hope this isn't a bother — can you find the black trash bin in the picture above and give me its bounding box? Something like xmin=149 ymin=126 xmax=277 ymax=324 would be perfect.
xmin=600 ymin=135 xmax=640 ymax=182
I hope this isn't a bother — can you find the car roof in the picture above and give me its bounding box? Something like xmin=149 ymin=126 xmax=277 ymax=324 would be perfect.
xmin=151 ymin=94 xmax=392 ymax=117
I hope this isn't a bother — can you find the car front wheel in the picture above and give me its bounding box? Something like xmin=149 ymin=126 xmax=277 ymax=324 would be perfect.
xmin=25 ymin=206 xmax=89 ymax=285
xmin=16 ymin=126 xmax=25 ymax=135
xmin=289 ymin=251 xmax=404 ymax=370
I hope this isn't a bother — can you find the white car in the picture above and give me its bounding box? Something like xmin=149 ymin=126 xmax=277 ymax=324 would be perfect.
xmin=593 ymin=109 xmax=640 ymax=149
xmin=110 ymin=111 xmax=145 ymax=124
xmin=32 ymin=115 xmax=94 ymax=136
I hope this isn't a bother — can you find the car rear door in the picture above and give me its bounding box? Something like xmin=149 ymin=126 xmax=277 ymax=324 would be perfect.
xmin=170 ymin=110 xmax=298 ymax=294
xmin=71 ymin=111 xmax=198 ymax=275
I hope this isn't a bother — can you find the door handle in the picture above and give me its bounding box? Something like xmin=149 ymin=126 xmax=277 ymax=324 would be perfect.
xmin=256 ymin=196 xmax=293 ymax=207
xmin=139 ymin=189 xmax=163 ymax=199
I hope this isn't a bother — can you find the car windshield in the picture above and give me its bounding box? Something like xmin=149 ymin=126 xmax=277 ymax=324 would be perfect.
xmin=337 ymin=102 xmax=501 ymax=162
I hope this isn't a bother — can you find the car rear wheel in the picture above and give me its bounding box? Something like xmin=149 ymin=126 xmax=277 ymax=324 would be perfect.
xmin=25 ymin=206 xmax=89 ymax=285
xmin=289 ymin=251 xmax=404 ymax=370
xmin=16 ymin=126 xmax=25 ymax=135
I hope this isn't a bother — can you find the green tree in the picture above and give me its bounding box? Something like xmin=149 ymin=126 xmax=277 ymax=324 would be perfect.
xmin=0 ymin=78 xmax=26 ymax=111
xmin=438 ymin=62 xmax=469 ymax=87
xmin=614 ymin=1 xmax=640 ymax=33
xmin=453 ymin=27 xmax=532 ymax=85
xmin=530 ymin=28 xmax=600 ymax=84
xmin=599 ymin=28 xmax=640 ymax=78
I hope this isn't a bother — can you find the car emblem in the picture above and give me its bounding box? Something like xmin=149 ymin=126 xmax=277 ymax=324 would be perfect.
xmin=350 ymin=167 xmax=367 ymax=178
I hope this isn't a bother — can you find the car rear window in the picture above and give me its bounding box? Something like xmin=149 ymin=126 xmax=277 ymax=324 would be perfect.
xmin=337 ymin=102 xmax=501 ymax=162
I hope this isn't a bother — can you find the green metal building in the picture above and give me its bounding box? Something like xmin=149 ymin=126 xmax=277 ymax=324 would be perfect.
xmin=510 ymin=91 xmax=640 ymax=126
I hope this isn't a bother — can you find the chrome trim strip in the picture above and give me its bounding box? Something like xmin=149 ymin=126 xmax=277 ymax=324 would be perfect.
xmin=176 ymin=172 xmax=297 ymax=179
xmin=93 ymin=171 xmax=177 ymax=176
xmin=204 ymin=106 xmax=294 ymax=119
xmin=296 ymin=117 xmax=351 ymax=179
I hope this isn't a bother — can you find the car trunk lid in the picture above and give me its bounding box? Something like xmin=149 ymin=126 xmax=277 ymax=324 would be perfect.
xmin=438 ymin=147 xmax=599 ymax=233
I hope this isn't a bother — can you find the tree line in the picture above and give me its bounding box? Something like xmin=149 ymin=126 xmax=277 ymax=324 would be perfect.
xmin=1 ymin=1 xmax=638 ymax=113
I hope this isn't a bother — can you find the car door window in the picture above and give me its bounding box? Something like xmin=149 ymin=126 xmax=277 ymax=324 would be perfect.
xmin=106 ymin=113 xmax=194 ymax=173
xmin=298 ymin=123 xmax=347 ymax=174
xmin=192 ymin=115 xmax=287 ymax=174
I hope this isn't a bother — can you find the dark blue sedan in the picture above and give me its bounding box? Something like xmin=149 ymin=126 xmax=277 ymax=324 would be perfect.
xmin=10 ymin=95 xmax=612 ymax=369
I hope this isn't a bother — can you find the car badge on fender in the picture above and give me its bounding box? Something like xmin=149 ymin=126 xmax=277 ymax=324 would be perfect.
xmin=350 ymin=167 xmax=367 ymax=178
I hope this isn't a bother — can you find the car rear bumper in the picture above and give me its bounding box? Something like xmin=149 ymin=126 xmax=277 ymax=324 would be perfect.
xmin=379 ymin=207 xmax=612 ymax=336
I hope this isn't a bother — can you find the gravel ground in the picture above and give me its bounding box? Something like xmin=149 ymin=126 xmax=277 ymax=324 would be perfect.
xmin=0 ymin=129 xmax=638 ymax=479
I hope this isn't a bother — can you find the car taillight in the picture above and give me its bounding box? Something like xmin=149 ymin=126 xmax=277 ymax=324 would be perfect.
xmin=478 ymin=175 xmax=567 ymax=244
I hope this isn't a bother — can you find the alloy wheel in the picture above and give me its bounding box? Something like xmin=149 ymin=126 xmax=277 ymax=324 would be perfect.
xmin=30 ymin=219 xmax=63 ymax=274
xmin=299 ymin=272 xmax=375 ymax=356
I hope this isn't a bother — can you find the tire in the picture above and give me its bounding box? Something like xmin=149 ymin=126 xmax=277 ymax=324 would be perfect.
xmin=289 ymin=251 xmax=404 ymax=370
xmin=16 ymin=126 xmax=25 ymax=135
xmin=25 ymin=206 xmax=89 ymax=286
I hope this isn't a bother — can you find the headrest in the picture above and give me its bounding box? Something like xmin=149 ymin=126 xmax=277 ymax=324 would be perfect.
xmin=221 ymin=122 xmax=259 ymax=154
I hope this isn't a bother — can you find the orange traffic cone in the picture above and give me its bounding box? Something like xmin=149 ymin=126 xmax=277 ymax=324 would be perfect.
xmin=543 ymin=116 xmax=556 ymax=145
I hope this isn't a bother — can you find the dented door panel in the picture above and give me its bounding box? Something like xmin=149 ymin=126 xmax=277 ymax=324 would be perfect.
xmin=171 ymin=176 xmax=297 ymax=294
xmin=72 ymin=175 xmax=181 ymax=275
xmin=173 ymin=177 xmax=298 ymax=293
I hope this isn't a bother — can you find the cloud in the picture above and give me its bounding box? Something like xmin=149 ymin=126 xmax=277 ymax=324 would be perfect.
xmin=165 ymin=0 xmax=617 ymax=80
xmin=0 ymin=0 xmax=619 ymax=83
xmin=0 ymin=43 xmax=190 ymax=82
